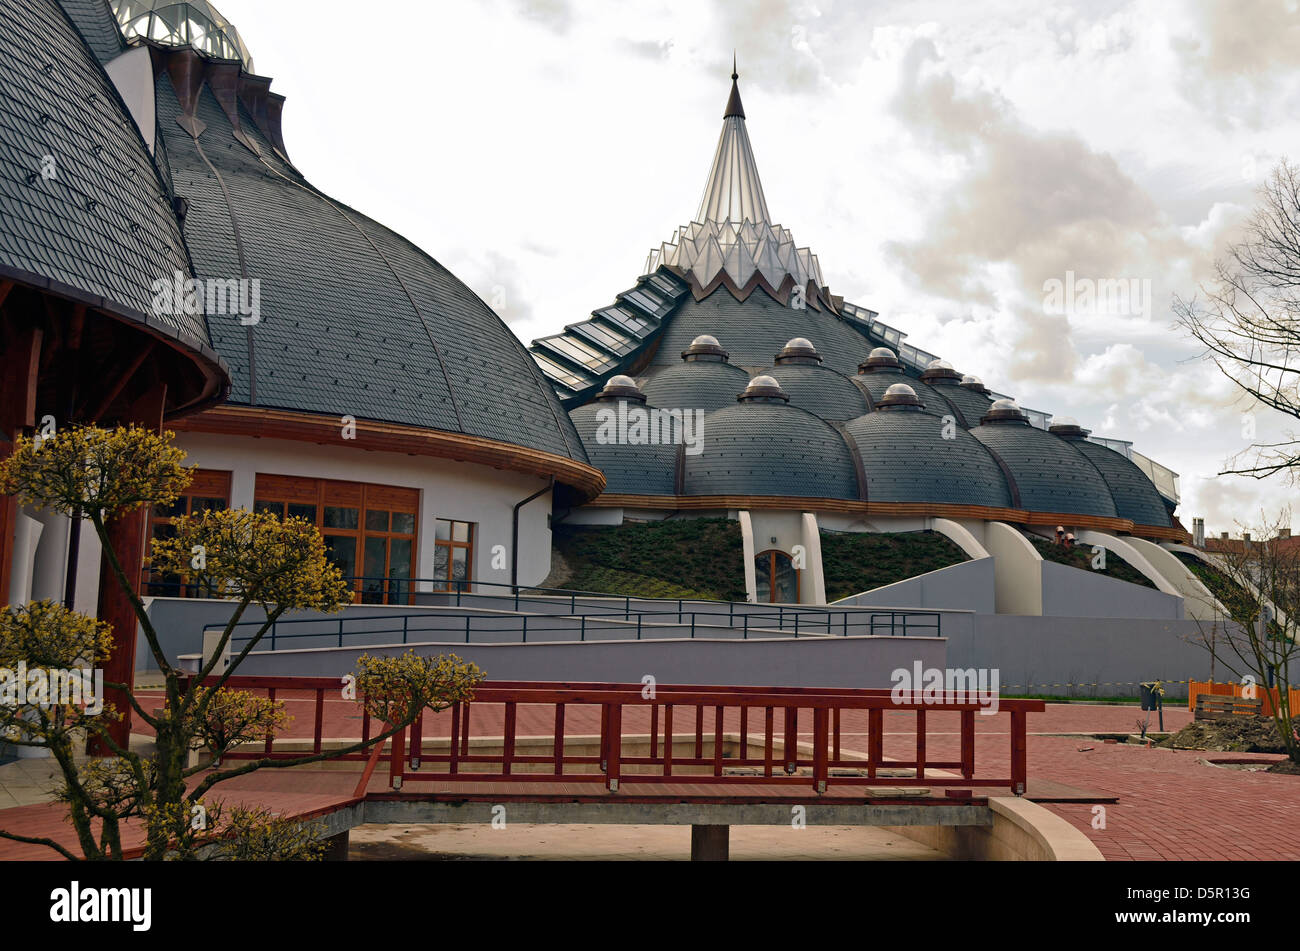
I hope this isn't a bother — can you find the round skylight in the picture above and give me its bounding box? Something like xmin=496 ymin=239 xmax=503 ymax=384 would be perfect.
xmin=691 ymin=334 xmax=721 ymax=348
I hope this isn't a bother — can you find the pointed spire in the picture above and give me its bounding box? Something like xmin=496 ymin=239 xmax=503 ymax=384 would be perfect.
xmin=724 ymin=53 xmax=745 ymax=119
xmin=697 ymin=59 xmax=768 ymax=225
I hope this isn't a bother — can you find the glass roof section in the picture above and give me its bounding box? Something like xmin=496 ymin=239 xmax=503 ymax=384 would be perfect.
xmin=536 ymin=334 xmax=618 ymax=374
xmin=111 ymin=0 xmax=254 ymax=70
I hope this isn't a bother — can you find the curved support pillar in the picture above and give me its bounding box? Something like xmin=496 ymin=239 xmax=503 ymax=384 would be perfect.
xmin=799 ymin=512 xmax=826 ymax=605
xmin=737 ymin=510 xmax=757 ymax=603
xmin=1074 ymin=530 xmax=1184 ymax=600
xmin=985 ymin=522 xmax=1042 ymax=616
xmin=1122 ymin=536 xmax=1224 ymax=620
xmin=931 ymin=518 xmax=990 ymax=560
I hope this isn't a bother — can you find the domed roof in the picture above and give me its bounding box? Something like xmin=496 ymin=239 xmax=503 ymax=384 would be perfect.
xmin=766 ymin=360 xmax=869 ymax=422
xmin=0 ymin=0 xmax=226 ymax=413
xmin=852 ymin=369 xmax=951 ymax=418
xmin=138 ymin=38 xmax=590 ymax=471
xmin=1057 ymin=434 xmax=1172 ymax=528
xmin=568 ymin=400 xmax=678 ymax=496
xmin=641 ymin=360 xmax=750 ymax=414
xmin=971 ymin=418 xmax=1119 ymax=518
xmin=648 ymin=287 xmax=871 ymax=375
xmin=843 ymin=410 xmax=1013 ymax=508
xmin=684 ymin=402 xmax=859 ymax=499
xmin=924 ymin=376 xmax=992 ymax=427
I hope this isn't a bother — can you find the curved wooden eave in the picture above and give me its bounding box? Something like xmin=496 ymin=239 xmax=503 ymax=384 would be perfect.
xmin=170 ymin=405 xmax=605 ymax=502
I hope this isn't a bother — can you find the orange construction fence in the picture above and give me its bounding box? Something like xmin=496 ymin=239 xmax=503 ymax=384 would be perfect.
xmin=1188 ymin=680 xmax=1300 ymax=717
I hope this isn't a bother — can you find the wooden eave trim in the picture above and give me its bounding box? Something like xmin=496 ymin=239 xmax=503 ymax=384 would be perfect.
xmin=586 ymin=493 xmax=1183 ymax=542
xmin=172 ymin=406 xmax=605 ymax=502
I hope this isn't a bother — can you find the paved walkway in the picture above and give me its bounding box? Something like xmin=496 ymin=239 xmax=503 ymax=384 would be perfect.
xmin=3 ymin=700 xmax=1295 ymax=860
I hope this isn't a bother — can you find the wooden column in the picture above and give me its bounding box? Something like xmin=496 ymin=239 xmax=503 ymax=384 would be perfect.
xmin=90 ymin=383 xmax=166 ymax=756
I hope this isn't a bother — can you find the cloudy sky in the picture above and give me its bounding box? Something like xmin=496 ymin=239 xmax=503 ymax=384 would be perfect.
xmin=216 ymin=0 xmax=1300 ymax=535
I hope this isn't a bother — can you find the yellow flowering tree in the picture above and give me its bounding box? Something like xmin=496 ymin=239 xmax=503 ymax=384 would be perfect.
xmin=0 ymin=424 xmax=484 ymax=860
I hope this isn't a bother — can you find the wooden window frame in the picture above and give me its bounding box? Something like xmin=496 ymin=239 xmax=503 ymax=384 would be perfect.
xmin=145 ymin=469 xmax=232 ymax=598
xmin=754 ymin=548 xmax=800 ymax=604
xmin=432 ymin=518 xmax=474 ymax=593
xmin=253 ymin=475 xmax=418 ymax=605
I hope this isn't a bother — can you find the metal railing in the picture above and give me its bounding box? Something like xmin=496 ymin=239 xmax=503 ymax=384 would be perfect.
xmin=211 ymin=603 xmax=942 ymax=652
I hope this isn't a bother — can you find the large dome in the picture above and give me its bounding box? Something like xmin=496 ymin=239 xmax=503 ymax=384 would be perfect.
xmin=844 ymin=409 xmax=1013 ymax=507
xmin=971 ymin=410 xmax=1118 ymax=518
xmin=684 ymin=395 xmax=859 ymax=500
xmin=0 ymin=0 xmax=226 ymax=415
xmin=106 ymin=26 xmax=593 ymax=490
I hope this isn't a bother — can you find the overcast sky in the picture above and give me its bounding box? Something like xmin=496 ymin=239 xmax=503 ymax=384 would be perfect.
xmin=215 ymin=0 xmax=1300 ymax=535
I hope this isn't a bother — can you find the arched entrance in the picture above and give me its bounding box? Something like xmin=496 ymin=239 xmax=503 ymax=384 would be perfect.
xmin=754 ymin=549 xmax=799 ymax=603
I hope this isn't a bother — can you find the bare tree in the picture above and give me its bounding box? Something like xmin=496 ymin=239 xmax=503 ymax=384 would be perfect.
xmin=1188 ymin=511 xmax=1299 ymax=763
xmin=1175 ymin=159 xmax=1300 ymax=480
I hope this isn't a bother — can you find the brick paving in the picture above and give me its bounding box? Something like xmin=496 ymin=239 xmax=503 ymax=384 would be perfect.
xmin=4 ymin=695 xmax=1296 ymax=861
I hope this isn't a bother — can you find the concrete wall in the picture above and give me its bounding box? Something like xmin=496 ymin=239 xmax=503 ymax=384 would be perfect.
xmin=944 ymin=613 xmax=1219 ymax=698
xmin=180 ymin=633 xmax=948 ymax=688
xmin=834 ymin=558 xmax=996 ymax=614
xmin=1040 ymin=561 xmax=1184 ymax=619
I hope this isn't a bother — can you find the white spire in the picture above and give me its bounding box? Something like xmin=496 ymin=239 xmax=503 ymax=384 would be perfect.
xmin=644 ymin=62 xmax=828 ymax=298
xmin=695 ymin=65 xmax=771 ymax=225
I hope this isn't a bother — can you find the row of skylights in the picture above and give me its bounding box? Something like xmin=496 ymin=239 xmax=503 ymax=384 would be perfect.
xmin=529 ymin=270 xmax=690 ymax=404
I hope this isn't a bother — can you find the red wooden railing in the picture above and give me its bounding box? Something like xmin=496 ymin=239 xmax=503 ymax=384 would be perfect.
xmin=183 ymin=677 xmax=1044 ymax=796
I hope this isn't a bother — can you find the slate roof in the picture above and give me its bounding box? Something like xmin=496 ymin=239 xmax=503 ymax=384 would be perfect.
xmin=851 ymin=370 xmax=951 ymax=417
xmin=1070 ymin=438 xmax=1172 ymax=527
xmin=843 ymin=410 xmax=1013 ymax=507
xmin=765 ymin=363 xmax=869 ymax=422
xmin=684 ymin=402 xmax=859 ymax=499
xmin=640 ymin=359 xmax=750 ymax=414
xmin=149 ymin=64 xmax=587 ymax=463
xmin=924 ymin=382 xmax=993 ymax=429
xmin=649 ymin=287 xmax=872 ymax=376
xmin=0 ymin=0 xmax=220 ymax=367
xmin=568 ymin=400 xmax=679 ymax=495
xmin=56 ymin=0 xmax=125 ymax=64
xmin=971 ymin=421 xmax=1119 ymax=518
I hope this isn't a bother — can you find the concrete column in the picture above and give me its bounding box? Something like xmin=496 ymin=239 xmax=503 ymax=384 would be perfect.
xmin=6 ymin=512 xmax=42 ymax=606
xmin=1123 ymin=536 xmax=1223 ymax=621
xmin=985 ymin=522 xmax=1043 ymax=615
xmin=737 ymin=510 xmax=757 ymax=602
xmin=799 ymin=512 xmax=826 ymax=605
xmin=691 ymin=824 xmax=729 ymax=861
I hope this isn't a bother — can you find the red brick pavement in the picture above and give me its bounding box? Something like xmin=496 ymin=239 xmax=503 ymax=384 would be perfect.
xmin=11 ymin=695 xmax=1296 ymax=861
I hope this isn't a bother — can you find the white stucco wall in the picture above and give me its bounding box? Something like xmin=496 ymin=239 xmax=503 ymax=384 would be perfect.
xmin=172 ymin=433 xmax=556 ymax=590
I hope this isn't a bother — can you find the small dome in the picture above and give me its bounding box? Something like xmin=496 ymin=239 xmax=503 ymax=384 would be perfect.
xmin=1052 ymin=415 xmax=1079 ymax=427
xmin=738 ymin=375 xmax=789 ymax=403
xmin=859 ymin=346 xmax=903 ymax=372
xmin=766 ymin=360 xmax=869 ymax=421
xmin=920 ymin=358 xmax=963 ymax=385
xmin=112 ymin=0 xmax=255 ymax=69
xmin=961 ymin=374 xmax=983 ymax=385
xmin=682 ymin=334 xmax=729 ymax=362
xmin=641 ymin=359 xmax=750 ymax=413
xmin=981 ymin=398 xmax=1028 ymax=424
xmin=594 ymin=374 xmax=646 ymax=403
xmin=1048 ymin=416 xmax=1088 ymax=440
xmin=774 ymin=337 xmax=822 ymax=365
xmin=877 ymin=382 xmax=923 ymax=410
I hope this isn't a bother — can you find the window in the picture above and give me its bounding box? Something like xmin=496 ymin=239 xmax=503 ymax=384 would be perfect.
xmin=254 ymin=475 xmax=418 ymax=605
xmin=754 ymin=550 xmax=799 ymax=604
xmin=432 ymin=518 xmax=474 ymax=592
xmin=145 ymin=469 xmax=230 ymax=598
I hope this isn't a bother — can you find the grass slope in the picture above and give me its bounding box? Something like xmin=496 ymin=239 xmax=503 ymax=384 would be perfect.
xmin=552 ymin=519 xmax=746 ymax=601
xmin=1028 ymin=535 xmax=1155 ymax=588
xmin=820 ymin=530 xmax=967 ymax=602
